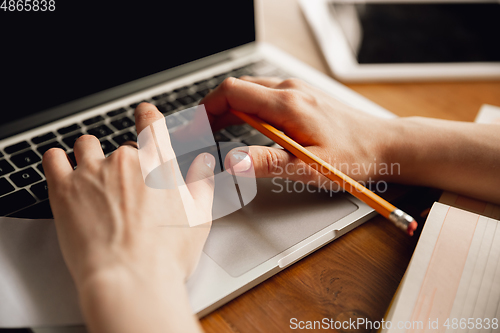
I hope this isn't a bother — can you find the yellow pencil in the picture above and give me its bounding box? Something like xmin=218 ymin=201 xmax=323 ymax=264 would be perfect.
xmin=230 ymin=109 xmax=418 ymax=236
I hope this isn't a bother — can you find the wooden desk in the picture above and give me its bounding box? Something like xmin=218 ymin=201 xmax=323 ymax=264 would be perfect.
xmin=200 ymin=1 xmax=500 ymax=332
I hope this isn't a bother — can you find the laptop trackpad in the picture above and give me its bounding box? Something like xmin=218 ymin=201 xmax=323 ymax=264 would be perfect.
xmin=203 ymin=179 xmax=358 ymax=277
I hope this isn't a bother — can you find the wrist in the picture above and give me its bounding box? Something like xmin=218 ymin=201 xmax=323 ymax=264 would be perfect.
xmin=380 ymin=116 xmax=453 ymax=185
xmin=77 ymin=259 xmax=185 ymax=300
xmin=77 ymin=263 xmax=196 ymax=333
xmin=377 ymin=117 xmax=422 ymax=184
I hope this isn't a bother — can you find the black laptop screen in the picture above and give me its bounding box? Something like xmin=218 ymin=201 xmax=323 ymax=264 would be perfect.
xmin=0 ymin=1 xmax=255 ymax=128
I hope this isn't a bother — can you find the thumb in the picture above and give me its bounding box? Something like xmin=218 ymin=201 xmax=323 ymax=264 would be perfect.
xmin=185 ymin=153 xmax=216 ymax=210
xmin=225 ymin=146 xmax=306 ymax=181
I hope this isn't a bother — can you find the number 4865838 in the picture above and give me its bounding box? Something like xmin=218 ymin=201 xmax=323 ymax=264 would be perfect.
xmin=1 ymin=0 xmax=56 ymax=11
xmin=443 ymin=318 xmax=499 ymax=330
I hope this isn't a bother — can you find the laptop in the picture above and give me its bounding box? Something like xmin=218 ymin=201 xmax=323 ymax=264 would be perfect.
xmin=0 ymin=1 xmax=395 ymax=331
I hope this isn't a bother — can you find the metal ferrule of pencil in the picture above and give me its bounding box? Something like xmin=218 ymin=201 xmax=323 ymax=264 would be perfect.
xmin=388 ymin=209 xmax=416 ymax=232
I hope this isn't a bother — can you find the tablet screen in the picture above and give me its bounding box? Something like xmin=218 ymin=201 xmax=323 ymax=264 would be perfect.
xmin=331 ymin=2 xmax=500 ymax=64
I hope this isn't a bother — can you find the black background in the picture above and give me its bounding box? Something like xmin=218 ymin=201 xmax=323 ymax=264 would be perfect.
xmin=354 ymin=3 xmax=500 ymax=64
xmin=0 ymin=1 xmax=255 ymax=126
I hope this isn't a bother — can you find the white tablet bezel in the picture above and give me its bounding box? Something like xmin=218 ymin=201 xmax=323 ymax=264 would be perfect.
xmin=299 ymin=0 xmax=500 ymax=82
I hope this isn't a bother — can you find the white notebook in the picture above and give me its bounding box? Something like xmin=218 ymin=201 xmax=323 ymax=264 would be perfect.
xmin=381 ymin=202 xmax=500 ymax=333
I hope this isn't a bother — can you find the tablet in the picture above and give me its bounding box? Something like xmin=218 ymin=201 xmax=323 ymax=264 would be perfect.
xmin=300 ymin=0 xmax=500 ymax=81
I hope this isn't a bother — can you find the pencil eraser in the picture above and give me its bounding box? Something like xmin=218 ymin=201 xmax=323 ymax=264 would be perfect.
xmin=407 ymin=220 xmax=418 ymax=236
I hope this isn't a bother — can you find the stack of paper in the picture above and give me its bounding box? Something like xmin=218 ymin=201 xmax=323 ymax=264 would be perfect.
xmin=381 ymin=202 xmax=500 ymax=333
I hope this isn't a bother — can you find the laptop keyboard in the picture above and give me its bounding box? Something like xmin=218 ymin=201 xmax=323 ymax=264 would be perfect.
xmin=0 ymin=60 xmax=288 ymax=219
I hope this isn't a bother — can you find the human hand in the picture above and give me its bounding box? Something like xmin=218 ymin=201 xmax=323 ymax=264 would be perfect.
xmin=43 ymin=102 xmax=214 ymax=332
xmin=42 ymin=103 xmax=214 ymax=333
xmin=201 ymin=77 xmax=398 ymax=189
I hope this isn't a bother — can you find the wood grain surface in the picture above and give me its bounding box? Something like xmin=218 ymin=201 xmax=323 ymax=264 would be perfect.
xmin=200 ymin=1 xmax=500 ymax=332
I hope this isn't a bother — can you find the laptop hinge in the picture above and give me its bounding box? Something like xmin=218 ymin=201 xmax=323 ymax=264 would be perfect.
xmin=227 ymin=42 xmax=257 ymax=61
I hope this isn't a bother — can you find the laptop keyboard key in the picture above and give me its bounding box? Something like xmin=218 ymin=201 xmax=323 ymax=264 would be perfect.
xmin=233 ymin=67 xmax=253 ymax=77
xmin=83 ymin=115 xmax=104 ymax=126
xmin=0 ymin=189 xmax=36 ymax=216
xmin=112 ymin=132 xmax=136 ymax=146
xmin=173 ymin=86 xmax=190 ymax=96
xmin=196 ymin=88 xmax=210 ymax=98
xmin=194 ymin=78 xmax=208 ymax=85
xmin=4 ymin=141 xmax=30 ymax=154
xmin=176 ymin=95 xmax=196 ymax=106
xmin=156 ymin=102 xmax=177 ymax=115
xmin=100 ymin=140 xmax=117 ymax=155
xmin=37 ymin=141 xmax=65 ymax=155
xmin=57 ymin=123 xmax=81 ymax=135
xmin=67 ymin=152 xmax=77 ymax=167
xmin=111 ymin=117 xmax=134 ymax=131
xmin=130 ymin=100 xmax=148 ymax=109
xmin=31 ymin=181 xmax=48 ymax=200
xmin=166 ymin=116 xmax=183 ymax=129
xmin=37 ymin=163 xmax=45 ymax=175
xmin=62 ymin=132 xmax=84 ymax=149
xmin=0 ymin=178 xmax=15 ymax=196
xmin=242 ymin=133 xmax=275 ymax=147
xmin=10 ymin=150 xmax=41 ymax=168
xmin=213 ymin=132 xmax=230 ymax=142
xmin=106 ymin=107 xmax=127 ymax=118
xmin=0 ymin=159 xmax=15 ymax=176
xmin=226 ymin=124 xmax=252 ymax=137
xmin=213 ymin=74 xmax=227 ymax=85
xmin=10 ymin=167 xmax=42 ymax=187
xmin=180 ymin=107 xmax=197 ymax=120
xmin=31 ymin=132 xmax=56 ymax=145
xmin=152 ymin=93 xmax=170 ymax=101
xmin=87 ymin=124 xmax=113 ymax=139
xmin=7 ymin=199 xmax=53 ymax=219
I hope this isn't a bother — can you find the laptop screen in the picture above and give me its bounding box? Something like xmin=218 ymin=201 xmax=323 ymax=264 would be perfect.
xmin=0 ymin=1 xmax=255 ymax=134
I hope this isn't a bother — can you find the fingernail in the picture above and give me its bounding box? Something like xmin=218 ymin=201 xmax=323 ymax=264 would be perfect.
xmin=204 ymin=153 xmax=216 ymax=170
xmin=229 ymin=150 xmax=252 ymax=173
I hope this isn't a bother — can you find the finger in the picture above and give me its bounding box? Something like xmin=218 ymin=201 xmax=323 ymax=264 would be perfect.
xmin=276 ymin=78 xmax=308 ymax=90
xmin=204 ymin=112 xmax=244 ymax=133
xmin=200 ymin=77 xmax=295 ymax=125
xmin=175 ymin=153 xmax=216 ymax=228
xmin=107 ymin=145 xmax=142 ymax=179
xmin=42 ymin=148 xmax=73 ymax=188
xmin=224 ymin=76 xmax=288 ymax=130
xmin=120 ymin=140 xmax=138 ymax=149
xmin=134 ymin=102 xmax=164 ymax=135
xmin=239 ymin=75 xmax=283 ymax=88
xmin=172 ymin=105 xmax=226 ymax=143
xmin=224 ymin=145 xmax=307 ymax=181
xmin=185 ymin=153 xmax=216 ymax=207
xmin=136 ymin=102 xmax=176 ymax=162
xmin=135 ymin=102 xmax=183 ymax=188
xmin=73 ymin=135 xmax=105 ymax=166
